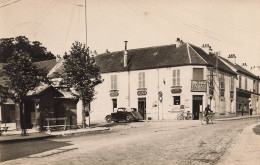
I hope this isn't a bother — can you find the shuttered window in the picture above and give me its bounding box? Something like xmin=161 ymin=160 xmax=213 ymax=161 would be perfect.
xmin=138 ymin=72 xmax=145 ymax=88
xmin=173 ymin=69 xmax=180 ymax=86
xmin=111 ymin=75 xmax=117 ymax=90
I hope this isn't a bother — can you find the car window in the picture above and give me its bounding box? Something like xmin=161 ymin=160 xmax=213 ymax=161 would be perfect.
xmin=117 ymin=108 xmax=125 ymax=112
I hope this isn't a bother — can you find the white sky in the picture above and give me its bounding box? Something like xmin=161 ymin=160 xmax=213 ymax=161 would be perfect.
xmin=1 ymin=0 xmax=260 ymax=66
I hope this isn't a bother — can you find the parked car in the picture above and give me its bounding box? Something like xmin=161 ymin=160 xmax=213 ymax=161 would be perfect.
xmin=105 ymin=107 xmax=143 ymax=123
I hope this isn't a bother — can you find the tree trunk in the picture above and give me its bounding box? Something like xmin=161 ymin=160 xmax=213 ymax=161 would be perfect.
xmin=20 ymin=101 xmax=27 ymax=136
xmin=82 ymin=100 xmax=85 ymax=129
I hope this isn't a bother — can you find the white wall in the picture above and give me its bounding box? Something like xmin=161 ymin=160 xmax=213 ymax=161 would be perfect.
xmin=90 ymin=65 xmax=235 ymax=122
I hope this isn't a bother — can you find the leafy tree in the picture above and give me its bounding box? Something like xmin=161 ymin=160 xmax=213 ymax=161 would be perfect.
xmin=2 ymin=50 xmax=49 ymax=135
xmin=0 ymin=36 xmax=55 ymax=63
xmin=62 ymin=41 xmax=103 ymax=128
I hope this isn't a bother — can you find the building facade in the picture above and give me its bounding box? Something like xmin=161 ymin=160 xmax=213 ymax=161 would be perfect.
xmin=220 ymin=54 xmax=260 ymax=116
xmin=90 ymin=39 xmax=237 ymax=121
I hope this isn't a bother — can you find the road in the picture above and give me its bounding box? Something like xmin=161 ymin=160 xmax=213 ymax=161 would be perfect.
xmin=1 ymin=118 xmax=259 ymax=165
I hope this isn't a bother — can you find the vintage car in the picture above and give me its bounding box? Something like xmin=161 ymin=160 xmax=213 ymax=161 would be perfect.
xmin=105 ymin=107 xmax=143 ymax=123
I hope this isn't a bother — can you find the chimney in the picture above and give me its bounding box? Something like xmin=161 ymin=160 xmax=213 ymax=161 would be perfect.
xmin=227 ymin=54 xmax=236 ymax=64
xmin=176 ymin=38 xmax=182 ymax=48
xmin=242 ymin=62 xmax=249 ymax=70
xmin=201 ymin=44 xmax=211 ymax=54
xmin=124 ymin=41 xmax=128 ymax=67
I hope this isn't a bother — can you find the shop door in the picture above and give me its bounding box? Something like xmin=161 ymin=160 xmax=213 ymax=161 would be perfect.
xmin=112 ymin=99 xmax=117 ymax=112
xmin=192 ymin=95 xmax=203 ymax=120
xmin=138 ymin=98 xmax=146 ymax=120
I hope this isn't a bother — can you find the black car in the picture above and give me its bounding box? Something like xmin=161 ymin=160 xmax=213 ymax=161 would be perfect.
xmin=105 ymin=107 xmax=143 ymax=123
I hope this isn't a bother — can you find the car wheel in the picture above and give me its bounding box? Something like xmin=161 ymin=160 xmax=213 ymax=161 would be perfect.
xmin=105 ymin=115 xmax=112 ymax=123
xmin=126 ymin=115 xmax=132 ymax=122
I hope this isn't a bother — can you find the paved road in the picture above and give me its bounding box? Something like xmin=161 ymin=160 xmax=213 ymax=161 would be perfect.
xmin=2 ymin=118 xmax=259 ymax=165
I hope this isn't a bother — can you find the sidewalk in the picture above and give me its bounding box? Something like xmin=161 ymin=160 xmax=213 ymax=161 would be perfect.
xmin=217 ymin=123 xmax=260 ymax=165
xmin=215 ymin=115 xmax=260 ymax=121
xmin=0 ymin=126 xmax=110 ymax=143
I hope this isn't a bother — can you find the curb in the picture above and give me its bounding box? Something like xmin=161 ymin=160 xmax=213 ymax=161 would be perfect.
xmin=0 ymin=127 xmax=110 ymax=143
xmin=49 ymin=127 xmax=110 ymax=138
xmin=0 ymin=134 xmax=55 ymax=144
xmin=215 ymin=115 xmax=260 ymax=121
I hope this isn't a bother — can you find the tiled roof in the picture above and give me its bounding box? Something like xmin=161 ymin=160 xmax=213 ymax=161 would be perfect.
xmin=95 ymin=43 xmax=209 ymax=73
xmin=40 ymin=43 xmax=237 ymax=77
xmin=220 ymin=57 xmax=260 ymax=80
xmin=189 ymin=44 xmax=237 ymax=76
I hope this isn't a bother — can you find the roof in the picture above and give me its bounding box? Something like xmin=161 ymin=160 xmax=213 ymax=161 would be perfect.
xmin=189 ymin=44 xmax=237 ymax=76
xmin=220 ymin=57 xmax=260 ymax=80
xmin=95 ymin=43 xmax=236 ymax=76
xmin=34 ymin=59 xmax=57 ymax=72
xmin=0 ymin=60 xmax=58 ymax=87
xmin=28 ymin=42 xmax=237 ymax=77
xmin=27 ymin=84 xmax=63 ymax=97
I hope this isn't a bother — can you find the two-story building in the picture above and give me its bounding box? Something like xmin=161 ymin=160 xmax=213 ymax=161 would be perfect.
xmin=220 ymin=54 xmax=260 ymax=116
xmin=90 ymin=39 xmax=237 ymax=121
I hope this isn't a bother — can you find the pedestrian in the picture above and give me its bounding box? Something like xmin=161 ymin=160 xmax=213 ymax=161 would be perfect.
xmin=242 ymin=107 xmax=244 ymax=116
xmin=250 ymin=108 xmax=253 ymax=116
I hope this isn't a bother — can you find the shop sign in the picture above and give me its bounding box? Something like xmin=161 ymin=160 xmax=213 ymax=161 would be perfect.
xmin=171 ymin=88 xmax=182 ymax=94
xmin=137 ymin=90 xmax=147 ymax=96
xmin=191 ymin=80 xmax=207 ymax=92
xmin=110 ymin=90 xmax=119 ymax=97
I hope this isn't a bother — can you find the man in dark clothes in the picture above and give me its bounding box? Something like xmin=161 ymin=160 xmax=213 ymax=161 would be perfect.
xmin=204 ymin=104 xmax=213 ymax=123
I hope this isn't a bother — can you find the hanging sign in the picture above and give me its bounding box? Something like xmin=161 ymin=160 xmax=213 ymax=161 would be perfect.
xmin=191 ymin=80 xmax=207 ymax=92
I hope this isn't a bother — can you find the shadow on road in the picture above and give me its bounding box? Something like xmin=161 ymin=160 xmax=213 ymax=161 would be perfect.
xmin=253 ymin=125 xmax=260 ymax=135
xmin=0 ymin=139 xmax=72 ymax=162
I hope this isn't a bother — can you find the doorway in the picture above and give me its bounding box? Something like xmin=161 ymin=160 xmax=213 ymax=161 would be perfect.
xmin=138 ymin=98 xmax=146 ymax=120
xmin=192 ymin=95 xmax=203 ymax=120
xmin=112 ymin=99 xmax=117 ymax=112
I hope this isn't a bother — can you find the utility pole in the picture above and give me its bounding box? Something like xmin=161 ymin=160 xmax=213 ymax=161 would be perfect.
xmin=216 ymin=51 xmax=219 ymax=114
xmin=85 ymin=0 xmax=87 ymax=47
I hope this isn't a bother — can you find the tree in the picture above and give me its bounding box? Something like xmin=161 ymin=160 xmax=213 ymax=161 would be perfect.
xmin=0 ymin=36 xmax=55 ymax=63
xmin=62 ymin=41 xmax=103 ymax=128
xmin=2 ymin=50 xmax=49 ymax=135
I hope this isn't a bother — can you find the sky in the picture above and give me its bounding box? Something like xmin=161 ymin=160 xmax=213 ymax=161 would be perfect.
xmin=1 ymin=0 xmax=260 ymax=67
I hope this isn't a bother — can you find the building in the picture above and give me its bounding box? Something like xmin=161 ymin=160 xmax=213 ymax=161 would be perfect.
xmin=220 ymin=55 xmax=260 ymax=116
xmin=90 ymin=39 xmax=237 ymax=121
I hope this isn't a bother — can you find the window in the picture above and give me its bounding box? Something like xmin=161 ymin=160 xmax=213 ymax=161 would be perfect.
xmin=138 ymin=72 xmax=145 ymax=88
xmin=219 ymin=74 xmax=225 ymax=90
xmin=219 ymin=74 xmax=225 ymax=96
xmin=245 ymin=77 xmax=247 ymax=90
xmin=111 ymin=75 xmax=117 ymax=90
xmin=256 ymin=81 xmax=259 ymax=93
xmin=173 ymin=96 xmax=181 ymax=105
xmin=239 ymin=75 xmax=242 ymax=88
xmin=193 ymin=68 xmax=204 ymax=80
xmin=230 ymin=77 xmax=234 ymax=91
xmin=209 ymin=70 xmax=214 ymax=87
xmin=173 ymin=69 xmax=180 ymax=86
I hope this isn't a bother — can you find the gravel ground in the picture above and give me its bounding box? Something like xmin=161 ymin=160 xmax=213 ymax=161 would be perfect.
xmin=2 ymin=118 xmax=258 ymax=165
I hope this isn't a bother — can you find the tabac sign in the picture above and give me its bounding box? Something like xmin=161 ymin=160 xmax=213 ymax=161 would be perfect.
xmin=191 ymin=80 xmax=207 ymax=92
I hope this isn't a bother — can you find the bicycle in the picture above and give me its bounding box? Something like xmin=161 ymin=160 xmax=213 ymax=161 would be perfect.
xmin=177 ymin=111 xmax=194 ymax=120
xmin=201 ymin=112 xmax=215 ymax=124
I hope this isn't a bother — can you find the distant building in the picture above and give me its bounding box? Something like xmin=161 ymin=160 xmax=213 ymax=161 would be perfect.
xmin=220 ymin=55 xmax=260 ymax=116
